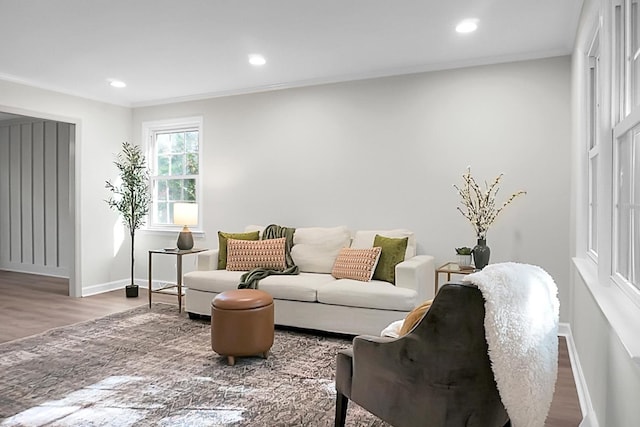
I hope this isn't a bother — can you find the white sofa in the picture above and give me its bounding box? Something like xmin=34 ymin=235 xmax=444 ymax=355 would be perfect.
xmin=184 ymin=226 xmax=435 ymax=336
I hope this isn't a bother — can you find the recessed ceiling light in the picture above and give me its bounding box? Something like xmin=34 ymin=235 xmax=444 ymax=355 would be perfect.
xmin=248 ymin=54 xmax=266 ymax=66
xmin=109 ymin=79 xmax=127 ymax=88
xmin=456 ymin=19 xmax=478 ymax=34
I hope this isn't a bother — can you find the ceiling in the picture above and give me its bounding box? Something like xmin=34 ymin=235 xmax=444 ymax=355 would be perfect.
xmin=0 ymin=0 xmax=583 ymax=108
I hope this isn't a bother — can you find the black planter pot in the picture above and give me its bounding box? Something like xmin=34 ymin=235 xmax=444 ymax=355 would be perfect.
xmin=125 ymin=284 xmax=139 ymax=298
xmin=473 ymin=239 xmax=491 ymax=270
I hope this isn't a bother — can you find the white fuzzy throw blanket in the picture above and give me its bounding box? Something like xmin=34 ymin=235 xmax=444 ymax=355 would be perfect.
xmin=463 ymin=262 xmax=559 ymax=427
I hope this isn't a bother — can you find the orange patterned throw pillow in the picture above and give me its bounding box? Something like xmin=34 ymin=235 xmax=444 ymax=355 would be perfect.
xmin=331 ymin=247 xmax=382 ymax=282
xmin=226 ymin=238 xmax=287 ymax=271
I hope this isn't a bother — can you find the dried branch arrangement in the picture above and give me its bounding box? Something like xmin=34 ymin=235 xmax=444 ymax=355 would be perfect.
xmin=453 ymin=167 xmax=526 ymax=240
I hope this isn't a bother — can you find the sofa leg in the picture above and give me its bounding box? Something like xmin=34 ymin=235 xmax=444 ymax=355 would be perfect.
xmin=335 ymin=391 xmax=348 ymax=427
xmin=227 ymin=356 xmax=235 ymax=366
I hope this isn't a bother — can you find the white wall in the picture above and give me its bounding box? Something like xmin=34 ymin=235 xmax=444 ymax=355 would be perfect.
xmin=133 ymin=56 xmax=572 ymax=319
xmin=0 ymin=80 xmax=132 ymax=296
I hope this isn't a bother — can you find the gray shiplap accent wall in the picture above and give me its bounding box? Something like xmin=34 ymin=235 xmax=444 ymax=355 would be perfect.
xmin=0 ymin=120 xmax=72 ymax=277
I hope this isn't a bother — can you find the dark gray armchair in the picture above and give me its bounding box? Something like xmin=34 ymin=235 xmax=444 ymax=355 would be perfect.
xmin=335 ymin=282 xmax=509 ymax=427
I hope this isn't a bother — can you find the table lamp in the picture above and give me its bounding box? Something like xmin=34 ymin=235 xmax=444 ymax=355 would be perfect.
xmin=173 ymin=202 xmax=198 ymax=250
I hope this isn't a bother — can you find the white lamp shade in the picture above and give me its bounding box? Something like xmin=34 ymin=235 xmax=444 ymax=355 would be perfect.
xmin=173 ymin=203 xmax=198 ymax=226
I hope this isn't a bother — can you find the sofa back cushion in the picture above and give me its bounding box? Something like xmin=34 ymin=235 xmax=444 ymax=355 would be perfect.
xmin=350 ymin=229 xmax=416 ymax=260
xmin=290 ymin=226 xmax=351 ymax=273
xmin=244 ymin=224 xmax=266 ymax=237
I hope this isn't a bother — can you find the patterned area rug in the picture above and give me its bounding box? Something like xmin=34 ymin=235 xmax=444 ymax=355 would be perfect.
xmin=0 ymin=303 xmax=386 ymax=426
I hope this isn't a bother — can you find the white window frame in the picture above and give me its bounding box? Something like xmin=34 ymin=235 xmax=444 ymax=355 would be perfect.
xmin=587 ymin=31 xmax=601 ymax=261
xmin=574 ymin=0 xmax=640 ymax=368
xmin=611 ymin=0 xmax=640 ymax=303
xmin=142 ymin=116 xmax=203 ymax=233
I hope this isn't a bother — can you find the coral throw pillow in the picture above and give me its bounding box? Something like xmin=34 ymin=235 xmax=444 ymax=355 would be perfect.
xmin=226 ymin=238 xmax=287 ymax=271
xmin=217 ymin=230 xmax=260 ymax=269
xmin=331 ymin=247 xmax=382 ymax=282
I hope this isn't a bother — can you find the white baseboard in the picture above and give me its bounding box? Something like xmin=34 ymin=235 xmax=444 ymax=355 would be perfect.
xmin=81 ymin=278 xmax=152 ymax=297
xmin=81 ymin=278 xmax=177 ymax=297
xmin=0 ymin=264 xmax=68 ymax=278
xmin=558 ymin=322 xmax=571 ymax=336
xmin=559 ymin=322 xmax=599 ymax=427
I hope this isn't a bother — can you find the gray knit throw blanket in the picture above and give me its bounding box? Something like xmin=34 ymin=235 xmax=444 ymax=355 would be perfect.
xmin=237 ymin=224 xmax=299 ymax=289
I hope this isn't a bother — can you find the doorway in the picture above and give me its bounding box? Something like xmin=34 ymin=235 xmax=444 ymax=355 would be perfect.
xmin=0 ymin=112 xmax=76 ymax=296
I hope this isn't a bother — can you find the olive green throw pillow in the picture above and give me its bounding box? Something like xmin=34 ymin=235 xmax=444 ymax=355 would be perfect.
xmin=217 ymin=231 xmax=260 ymax=270
xmin=372 ymin=234 xmax=409 ymax=284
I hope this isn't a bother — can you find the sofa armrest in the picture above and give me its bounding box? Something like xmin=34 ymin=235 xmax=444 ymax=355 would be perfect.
xmin=395 ymin=255 xmax=435 ymax=303
xmin=197 ymin=249 xmax=220 ymax=271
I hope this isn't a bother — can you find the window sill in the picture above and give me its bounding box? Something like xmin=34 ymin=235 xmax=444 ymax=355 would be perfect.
xmin=573 ymin=257 xmax=640 ymax=367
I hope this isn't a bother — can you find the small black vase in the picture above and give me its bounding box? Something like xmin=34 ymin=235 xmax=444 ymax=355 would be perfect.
xmin=473 ymin=239 xmax=491 ymax=270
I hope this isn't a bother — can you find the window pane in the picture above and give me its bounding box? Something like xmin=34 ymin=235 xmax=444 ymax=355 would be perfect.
xmin=168 ymin=202 xmax=175 ymax=225
xmin=156 ymin=133 xmax=171 ymax=155
xmin=634 ymin=208 xmax=640 ymax=287
xmin=617 ymin=132 xmax=632 ymax=279
xmin=184 ymin=179 xmax=196 ymax=201
xmin=615 ymin=4 xmax=625 ymax=121
xmin=157 ymin=180 xmax=168 ymax=201
xmin=157 ymin=202 xmax=169 ymax=224
xmin=632 ymin=0 xmax=640 ymax=108
xmin=617 ymin=199 xmax=630 ymax=277
xmin=168 ymin=179 xmax=183 ymax=201
xmin=171 ymin=132 xmax=185 ymax=153
xmin=186 ymin=131 xmax=198 ymax=153
xmin=157 ymin=155 xmax=170 ymax=176
xmin=186 ymin=153 xmax=199 ymax=174
xmin=589 ymin=155 xmax=598 ymax=253
xmin=588 ymin=45 xmax=599 ymax=151
xmin=633 ymin=128 xmax=640 ymax=287
xmin=170 ymin=154 xmax=185 ymax=175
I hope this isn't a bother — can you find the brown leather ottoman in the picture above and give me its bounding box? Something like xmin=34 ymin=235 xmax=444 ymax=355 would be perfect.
xmin=211 ymin=289 xmax=274 ymax=366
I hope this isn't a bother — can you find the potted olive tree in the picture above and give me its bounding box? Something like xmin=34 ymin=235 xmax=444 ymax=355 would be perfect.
xmin=105 ymin=142 xmax=151 ymax=297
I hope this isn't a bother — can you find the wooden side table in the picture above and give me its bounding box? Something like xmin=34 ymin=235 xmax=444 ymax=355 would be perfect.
xmin=148 ymin=248 xmax=207 ymax=312
xmin=434 ymin=262 xmax=478 ymax=296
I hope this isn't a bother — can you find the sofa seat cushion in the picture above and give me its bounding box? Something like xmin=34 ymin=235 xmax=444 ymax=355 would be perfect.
xmin=258 ymin=273 xmax=336 ymax=302
xmin=317 ymin=279 xmax=417 ymax=311
xmin=184 ymin=270 xmax=245 ymax=293
xmin=184 ymin=270 xmax=335 ymax=303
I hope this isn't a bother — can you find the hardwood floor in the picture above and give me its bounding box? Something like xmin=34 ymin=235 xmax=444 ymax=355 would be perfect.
xmin=0 ymin=270 xmax=583 ymax=426
xmin=0 ymin=270 xmax=177 ymax=343
xmin=548 ymin=337 xmax=583 ymax=426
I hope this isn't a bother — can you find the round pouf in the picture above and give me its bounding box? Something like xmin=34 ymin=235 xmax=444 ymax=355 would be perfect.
xmin=211 ymin=289 xmax=274 ymax=366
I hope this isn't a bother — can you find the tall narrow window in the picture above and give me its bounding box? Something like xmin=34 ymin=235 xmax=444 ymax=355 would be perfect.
xmin=143 ymin=117 xmax=202 ymax=230
xmin=614 ymin=1 xmax=626 ymax=122
xmin=587 ymin=34 xmax=600 ymax=258
xmin=631 ymin=0 xmax=640 ymax=108
xmin=612 ymin=0 xmax=640 ymax=293
xmin=614 ymin=126 xmax=639 ymax=289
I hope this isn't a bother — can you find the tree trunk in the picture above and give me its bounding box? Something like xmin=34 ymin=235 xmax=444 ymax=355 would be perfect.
xmin=130 ymin=230 xmax=135 ymax=287
xmin=130 ymin=193 xmax=135 ymax=287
